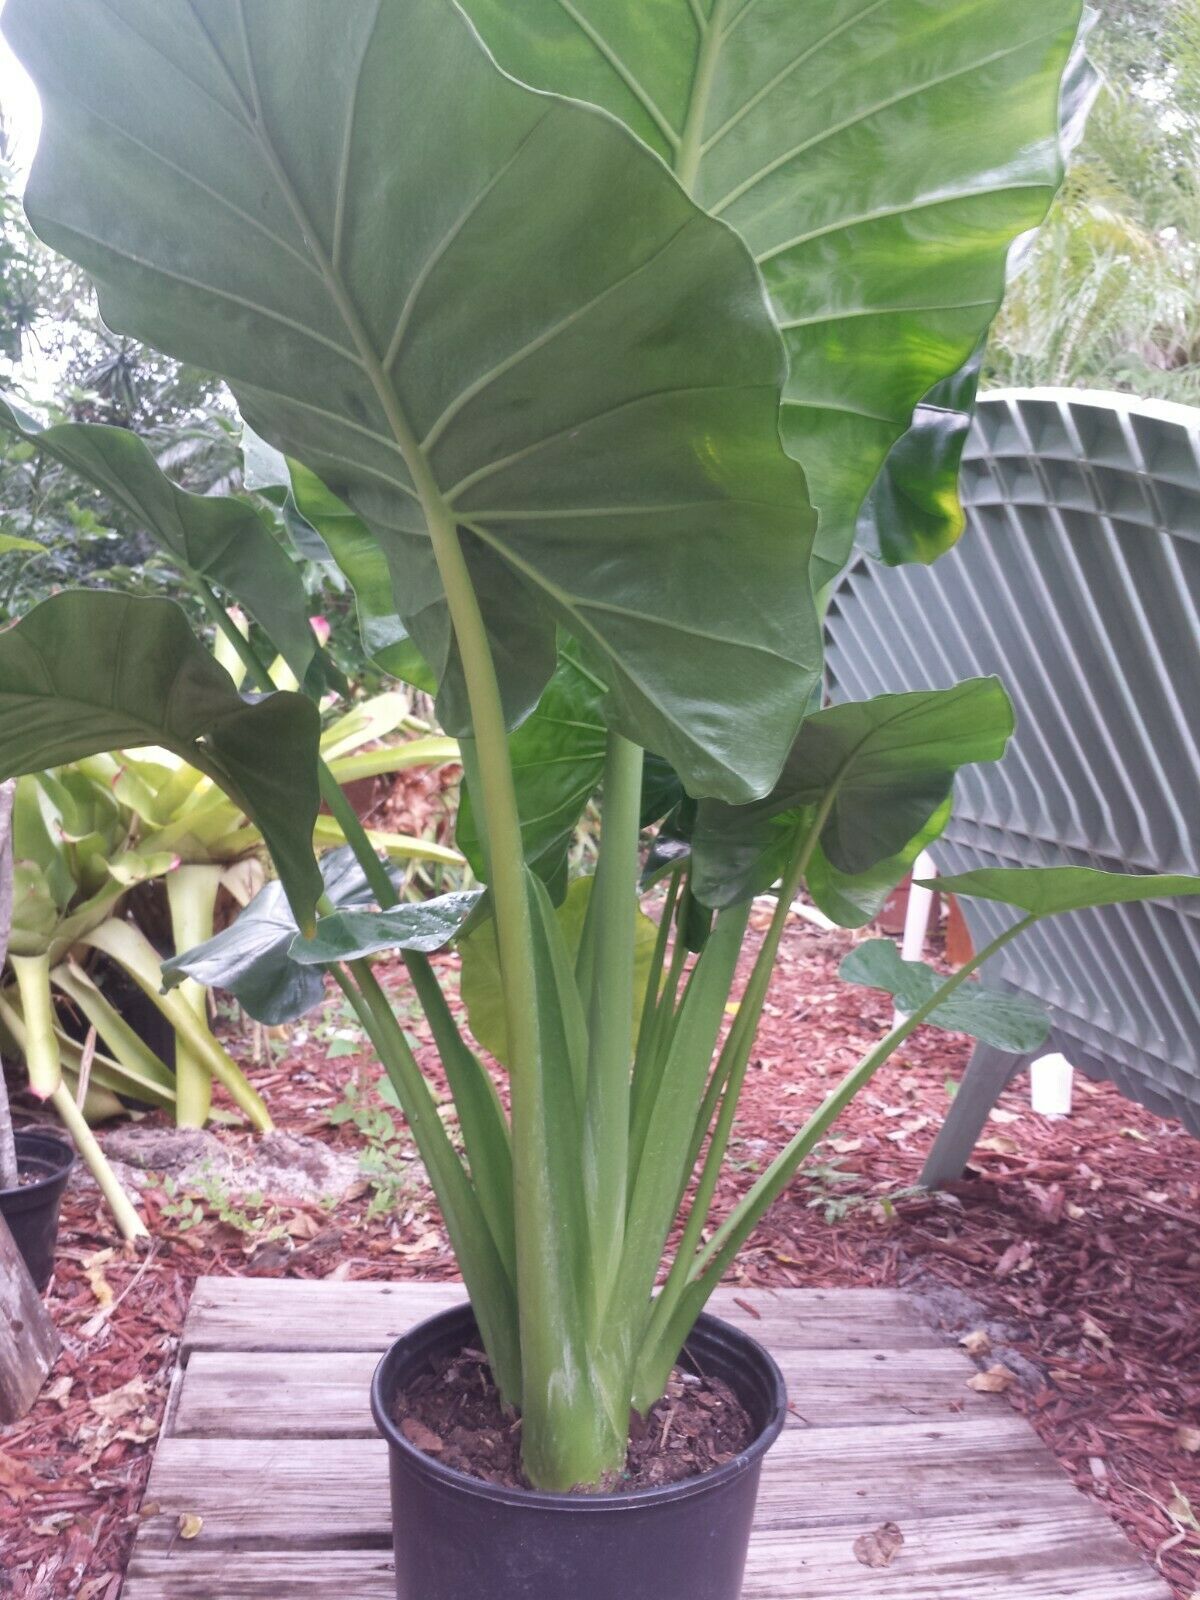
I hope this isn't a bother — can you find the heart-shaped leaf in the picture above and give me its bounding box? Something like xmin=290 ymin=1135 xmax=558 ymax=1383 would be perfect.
xmin=7 ymin=0 xmax=820 ymax=805
xmin=458 ymin=0 xmax=1086 ymax=577
xmin=840 ymin=939 xmax=1050 ymax=1052
xmin=163 ymin=845 xmax=392 ymax=1023
xmin=0 ymin=391 xmax=316 ymax=680
xmin=692 ymin=679 xmax=1014 ymax=907
xmin=0 ymin=591 xmax=322 ymax=925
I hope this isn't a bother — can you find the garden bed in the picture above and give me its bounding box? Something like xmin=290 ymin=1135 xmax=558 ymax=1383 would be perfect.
xmin=1 ymin=909 xmax=1197 ymax=1599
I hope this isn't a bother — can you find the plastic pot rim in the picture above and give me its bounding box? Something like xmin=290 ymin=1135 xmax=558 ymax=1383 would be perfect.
xmin=370 ymin=1301 xmax=787 ymax=1513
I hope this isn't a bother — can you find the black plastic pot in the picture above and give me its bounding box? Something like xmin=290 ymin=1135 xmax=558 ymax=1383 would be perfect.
xmin=371 ymin=1303 xmax=787 ymax=1600
xmin=0 ymin=1130 xmax=74 ymax=1291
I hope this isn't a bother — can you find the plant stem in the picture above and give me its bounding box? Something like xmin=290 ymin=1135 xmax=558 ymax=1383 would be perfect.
xmin=634 ymin=864 xmax=682 ymax=1067
xmin=316 ymin=765 xmax=398 ymax=908
xmin=50 ymin=963 xmax=176 ymax=1102
xmin=49 ymin=1081 xmax=147 ymax=1241
xmin=199 ymin=576 xmax=406 ymax=914
xmin=167 ymin=864 xmax=223 ymax=1127
xmin=584 ymin=731 xmax=643 ymax=1318
xmin=332 ymin=959 xmax=523 ymax=1403
xmin=632 ymin=913 xmax=1038 ymax=1407
xmin=628 ymin=894 xmax=691 ymax=1180
xmin=408 ymin=494 xmax=600 ymax=1486
xmin=646 ymin=808 xmax=830 ymax=1350
xmin=81 ymin=919 xmax=273 ymax=1131
xmin=10 ymin=953 xmax=61 ymax=1098
xmin=700 ymin=914 xmax=1036 ymax=1275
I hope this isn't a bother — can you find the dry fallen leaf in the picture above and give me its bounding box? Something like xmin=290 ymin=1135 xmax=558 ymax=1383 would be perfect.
xmin=977 ymin=1135 xmax=1019 ymax=1156
xmin=1080 ymin=1316 xmax=1112 ymax=1350
xmin=853 ymin=1521 xmax=905 ymax=1569
xmin=90 ymin=1376 xmax=152 ymax=1423
xmin=392 ymin=1228 xmax=442 ymax=1258
xmin=968 ymin=1364 xmax=1016 ymax=1394
xmin=988 ymin=1107 xmax=1021 ymax=1125
xmin=959 ymin=1329 xmax=992 ymax=1358
xmin=44 ymin=1375 xmax=74 ymax=1408
xmin=1176 ymin=1425 xmax=1200 ymax=1454
xmin=0 ymin=1449 xmax=46 ymax=1504
xmin=77 ymin=1577 xmax=117 ymax=1600
xmin=177 ymin=1513 xmax=204 ymax=1541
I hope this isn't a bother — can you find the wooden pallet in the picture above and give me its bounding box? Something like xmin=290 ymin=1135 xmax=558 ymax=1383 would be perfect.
xmin=122 ymin=1279 xmax=1170 ymax=1599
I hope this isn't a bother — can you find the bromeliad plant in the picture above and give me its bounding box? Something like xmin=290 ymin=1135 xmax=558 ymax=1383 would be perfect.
xmin=6 ymin=0 xmax=1197 ymax=1495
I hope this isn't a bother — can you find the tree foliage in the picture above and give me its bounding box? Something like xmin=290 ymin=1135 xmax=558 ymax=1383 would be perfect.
xmin=987 ymin=0 xmax=1200 ymax=398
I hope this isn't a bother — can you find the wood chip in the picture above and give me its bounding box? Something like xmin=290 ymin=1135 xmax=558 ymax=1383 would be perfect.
xmin=400 ymin=1417 xmax=444 ymax=1453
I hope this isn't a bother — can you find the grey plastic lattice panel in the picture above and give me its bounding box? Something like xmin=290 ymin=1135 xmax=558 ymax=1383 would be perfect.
xmin=827 ymin=388 xmax=1200 ymax=1136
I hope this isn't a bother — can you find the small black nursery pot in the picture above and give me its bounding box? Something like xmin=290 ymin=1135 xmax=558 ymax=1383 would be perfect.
xmin=0 ymin=1130 xmax=75 ymax=1291
xmin=371 ymin=1302 xmax=786 ymax=1600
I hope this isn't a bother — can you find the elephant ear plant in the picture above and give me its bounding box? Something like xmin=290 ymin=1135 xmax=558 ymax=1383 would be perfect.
xmin=7 ymin=0 xmax=1191 ymax=1509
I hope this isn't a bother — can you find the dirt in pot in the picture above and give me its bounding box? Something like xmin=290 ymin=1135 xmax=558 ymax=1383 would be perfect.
xmin=392 ymin=1347 xmax=754 ymax=1493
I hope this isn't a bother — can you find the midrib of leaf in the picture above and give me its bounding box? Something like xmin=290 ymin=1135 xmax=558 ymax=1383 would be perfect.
xmin=181 ymin=0 xmax=435 ymax=514
xmin=674 ymin=0 xmax=733 ymax=193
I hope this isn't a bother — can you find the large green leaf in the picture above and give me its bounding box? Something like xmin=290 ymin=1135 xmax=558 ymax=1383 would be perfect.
xmin=7 ymin=0 xmax=819 ymax=805
xmin=807 ymin=796 xmax=952 ymax=930
xmin=0 ymin=592 xmax=322 ymax=925
xmin=0 ymin=392 xmax=316 ymax=680
xmin=692 ymin=679 xmax=1014 ymax=907
xmin=855 ymin=349 xmax=984 ymax=569
xmin=840 ymin=938 xmax=1050 ymax=1051
xmin=291 ymin=891 xmax=482 ymax=966
xmin=923 ymin=867 xmax=1200 ymax=916
xmin=163 ymin=845 xmax=393 ymax=1023
xmin=458 ymin=0 xmax=1084 ymax=579
xmin=457 ymin=639 xmax=608 ymax=892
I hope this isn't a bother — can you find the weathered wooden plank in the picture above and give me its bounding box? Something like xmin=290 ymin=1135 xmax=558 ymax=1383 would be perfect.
xmin=180 ymin=1279 xmax=939 ymax=1355
xmin=122 ymin=1550 xmax=397 ymax=1600
xmin=120 ymin=1506 xmax=1169 ymax=1600
xmin=0 ymin=1211 xmax=59 ymax=1424
xmin=120 ymin=1281 xmax=1171 ymax=1600
xmin=132 ymin=1418 xmax=1061 ymax=1552
xmin=172 ymin=1345 xmax=991 ymax=1439
xmin=743 ymin=1508 xmax=1171 ymax=1599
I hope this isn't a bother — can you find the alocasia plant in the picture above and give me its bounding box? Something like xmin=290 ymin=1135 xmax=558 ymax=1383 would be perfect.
xmin=7 ymin=0 xmax=1195 ymax=1496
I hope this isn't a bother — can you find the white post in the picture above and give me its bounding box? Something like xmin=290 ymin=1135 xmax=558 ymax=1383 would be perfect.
xmin=1030 ymin=1052 xmax=1074 ymax=1116
xmin=893 ymin=850 xmax=938 ymax=1030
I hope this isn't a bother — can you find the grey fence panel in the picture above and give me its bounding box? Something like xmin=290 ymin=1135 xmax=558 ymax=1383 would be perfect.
xmin=826 ymin=388 xmax=1200 ymax=1139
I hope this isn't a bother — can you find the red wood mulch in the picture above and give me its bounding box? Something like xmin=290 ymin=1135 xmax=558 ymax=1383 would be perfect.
xmin=1 ymin=906 xmax=1197 ymax=1599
